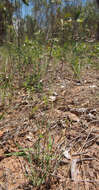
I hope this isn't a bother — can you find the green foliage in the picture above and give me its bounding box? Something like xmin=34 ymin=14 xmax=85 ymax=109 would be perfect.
xmin=0 ymin=38 xmax=99 ymax=98
xmin=5 ymin=134 xmax=54 ymax=187
xmin=71 ymin=57 xmax=81 ymax=79
xmin=22 ymin=0 xmax=29 ymax=6
xmin=18 ymin=39 xmax=45 ymax=91
xmin=23 ymin=74 xmax=43 ymax=92
xmin=0 ymin=113 xmax=4 ymax=120
xmin=0 ymin=73 xmax=12 ymax=89
xmin=4 ymin=39 xmax=46 ymax=92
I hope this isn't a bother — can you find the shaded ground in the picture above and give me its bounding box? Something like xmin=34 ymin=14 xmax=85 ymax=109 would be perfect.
xmin=0 ymin=62 xmax=99 ymax=190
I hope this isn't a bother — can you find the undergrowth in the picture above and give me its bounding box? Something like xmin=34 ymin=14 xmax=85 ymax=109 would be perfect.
xmin=0 ymin=39 xmax=99 ymax=105
xmin=0 ymin=39 xmax=99 ymax=188
xmin=5 ymin=131 xmax=57 ymax=187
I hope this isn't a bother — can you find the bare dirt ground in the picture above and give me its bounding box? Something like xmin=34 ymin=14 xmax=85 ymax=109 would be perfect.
xmin=0 ymin=62 xmax=99 ymax=190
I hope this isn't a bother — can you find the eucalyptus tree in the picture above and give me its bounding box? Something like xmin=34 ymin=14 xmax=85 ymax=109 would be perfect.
xmin=0 ymin=0 xmax=15 ymax=43
xmin=96 ymin=0 xmax=99 ymax=40
xmin=30 ymin=0 xmax=81 ymax=39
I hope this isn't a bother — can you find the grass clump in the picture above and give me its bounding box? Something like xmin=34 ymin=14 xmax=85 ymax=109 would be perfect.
xmin=5 ymin=133 xmax=55 ymax=187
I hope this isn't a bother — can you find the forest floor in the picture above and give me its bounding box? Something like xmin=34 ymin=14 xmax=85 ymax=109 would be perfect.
xmin=0 ymin=61 xmax=99 ymax=190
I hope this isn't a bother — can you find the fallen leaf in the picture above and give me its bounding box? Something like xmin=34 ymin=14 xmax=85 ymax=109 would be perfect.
xmin=65 ymin=112 xmax=80 ymax=122
xmin=49 ymin=96 xmax=56 ymax=102
xmin=63 ymin=149 xmax=71 ymax=160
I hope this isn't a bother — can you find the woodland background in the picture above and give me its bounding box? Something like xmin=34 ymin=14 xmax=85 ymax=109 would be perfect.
xmin=0 ymin=1 xmax=99 ymax=190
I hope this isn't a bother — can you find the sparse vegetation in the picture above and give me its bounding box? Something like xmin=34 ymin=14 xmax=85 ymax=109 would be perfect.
xmin=0 ymin=1 xmax=99 ymax=190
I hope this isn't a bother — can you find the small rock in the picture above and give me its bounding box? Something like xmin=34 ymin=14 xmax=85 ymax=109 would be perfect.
xmin=49 ymin=96 xmax=56 ymax=102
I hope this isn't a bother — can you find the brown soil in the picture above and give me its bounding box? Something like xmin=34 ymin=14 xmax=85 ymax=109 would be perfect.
xmin=0 ymin=62 xmax=99 ymax=190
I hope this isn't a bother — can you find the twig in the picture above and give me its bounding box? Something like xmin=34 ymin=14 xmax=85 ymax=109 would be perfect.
xmin=59 ymin=157 xmax=96 ymax=165
xmin=72 ymin=151 xmax=89 ymax=156
xmin=67 ymin=128 xmax=87 ymax=147
xmin=83 ymin=135 xmax=99 ymax=149
xmin=50 ymin=176 xmax=99 ymax=185
xmin=81 ymin=155 xmax=87 ymax=190
xmin=88 ymin=120 xmax=99 ymax=125
xmin=78 ymin=128 xmax=94 ymax=152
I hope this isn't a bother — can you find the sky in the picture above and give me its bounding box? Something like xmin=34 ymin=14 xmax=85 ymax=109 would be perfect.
xmin=22 ymin=2 xmax=33 ymax=17
xmin=22 ymin=0 xmax=87 ymax=18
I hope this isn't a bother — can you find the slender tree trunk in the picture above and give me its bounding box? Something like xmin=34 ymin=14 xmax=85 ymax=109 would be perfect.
xmin=96 ymin=22 xmax=99 ymax=40
xmin=96 ymin=0 xmax=99 ymax=40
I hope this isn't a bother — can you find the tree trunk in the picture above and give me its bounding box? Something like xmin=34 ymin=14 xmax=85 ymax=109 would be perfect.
xmin=96 ymin=0 xmax=99 ymax=40
xmin=96 ymin=22 xmax=99 ymax=40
